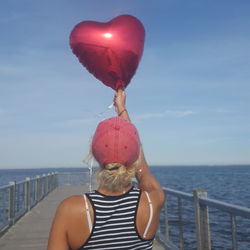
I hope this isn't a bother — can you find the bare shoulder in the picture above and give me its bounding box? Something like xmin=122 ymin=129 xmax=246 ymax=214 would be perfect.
xmin=62 ymin=195 xmax=84 ymax=204
xmin=55 ymin=195 xmax=84 ymax=216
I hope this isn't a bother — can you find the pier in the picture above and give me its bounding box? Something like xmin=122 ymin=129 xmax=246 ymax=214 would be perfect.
xmin=0 ymin=171 xmax=250 ymax=249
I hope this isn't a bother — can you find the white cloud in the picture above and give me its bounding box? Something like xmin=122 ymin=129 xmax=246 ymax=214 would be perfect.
xmin=215 ymin=108 xmax=231 ymax=113
xmin=134 ymin=110 xmax=194 ymax=121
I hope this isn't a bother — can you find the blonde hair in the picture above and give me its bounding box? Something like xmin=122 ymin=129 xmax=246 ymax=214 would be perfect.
xmin=97 ymin=162 xmax=136 ymax=193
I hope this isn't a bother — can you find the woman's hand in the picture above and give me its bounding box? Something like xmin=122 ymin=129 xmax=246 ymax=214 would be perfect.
xmin=114 ymin=89 xmax=130 ymax=122
xmin=114 ymin=89 xmax=126 ymax=113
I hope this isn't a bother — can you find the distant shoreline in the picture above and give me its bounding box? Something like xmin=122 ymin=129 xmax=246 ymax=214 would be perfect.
xmin=0 ymin=164 xmax=250 ymax=170
xmin=151 ymin=164 xmax=250 ymax=167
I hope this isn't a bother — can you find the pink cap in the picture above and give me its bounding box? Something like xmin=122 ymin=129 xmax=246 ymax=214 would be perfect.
xmin=92 ymin=117 xmax=140 ymax=167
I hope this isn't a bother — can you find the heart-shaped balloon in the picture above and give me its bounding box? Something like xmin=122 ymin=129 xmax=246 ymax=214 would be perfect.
xmin=70 ymin=15 xmax=145 ymax=91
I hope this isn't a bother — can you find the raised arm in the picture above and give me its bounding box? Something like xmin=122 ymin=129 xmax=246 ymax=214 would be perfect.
xmin=135 ymin=147 xmax=165 ymax=207
xmin=114 ymin=89 xmax=165 ymax=208
xmin=114 ymin=89 xmax=131 ymax=121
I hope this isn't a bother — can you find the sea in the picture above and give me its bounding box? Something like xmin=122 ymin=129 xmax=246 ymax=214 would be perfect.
xmin=0 ymin=165 xmax=250 ymax=249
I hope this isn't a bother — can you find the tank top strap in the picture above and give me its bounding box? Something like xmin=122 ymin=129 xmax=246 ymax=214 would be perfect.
xmin=142 ymin=191 xmax=153 ymax=238
xmin=83 ymin=194 xmax=92 ymax=233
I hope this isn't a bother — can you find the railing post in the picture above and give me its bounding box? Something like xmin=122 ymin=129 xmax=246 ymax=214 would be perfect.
xmin=35 ymin=175 xmax=40 ymax=202
xmin=193 ymin=189 xmax=211 ymax=250
xmin=8 ymin=181 xmax=16 ymax=225
xmin=66 ymin=172 xmax=71 ymax=186
xmin=177 ymin=197 xmax=184 ymax=250
xmin=25 ymin=177 xmax=31 ymax=211
xmin=49 ymin=172 xmax=53 ymax=191
xmin=46 ymin=173 xmax=50 ymax=194
xmin=55 ymin=172 xmax=59 ymax=188
xmin=42 ymin=174 xmax=46 ymax=198
xmin=50 ymin=172 xmax=57 ymax=190
xmin=45 ymin=174 xmax=47 ymax=194
xmin=53 ymin=172 xmax=58 ymax=189
xmin=164 ymin=193 xmax=170 ymax=242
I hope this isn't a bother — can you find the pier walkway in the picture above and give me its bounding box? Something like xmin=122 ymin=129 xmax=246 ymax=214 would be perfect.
xmin=0 ymin=185 xmax=164 ymax=250
xmin=0 ymin=186 xmax=87 ymax=250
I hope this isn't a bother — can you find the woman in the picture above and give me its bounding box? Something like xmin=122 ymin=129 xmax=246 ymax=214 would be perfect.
xmin=47 ymin=90 xmax=165 ymax=250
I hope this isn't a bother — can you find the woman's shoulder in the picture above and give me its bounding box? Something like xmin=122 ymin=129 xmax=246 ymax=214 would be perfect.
xmin=56 ymin=195 xmax=85 ymax=216
xmin=61 ymin=195 xmax=84 ymax=205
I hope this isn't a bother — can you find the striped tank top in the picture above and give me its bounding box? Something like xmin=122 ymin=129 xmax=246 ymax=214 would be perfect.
xmin=78 ymin=186 xmax=153 ymax=250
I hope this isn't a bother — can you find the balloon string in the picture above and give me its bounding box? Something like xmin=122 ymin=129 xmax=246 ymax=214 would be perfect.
xmin=83 ymin=102 xmax=114 ymax=187
xmin=96 ymin=102 xmax=114 ymax=118
xmin=89 ymin=157 xmax=94 ymax=192
xmin=108 ymin=102 xmax=114 ymax=109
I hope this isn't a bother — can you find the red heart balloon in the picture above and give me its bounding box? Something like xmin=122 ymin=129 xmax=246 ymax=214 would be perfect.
xmin=69 ymin=15 xmax=145 ymax=91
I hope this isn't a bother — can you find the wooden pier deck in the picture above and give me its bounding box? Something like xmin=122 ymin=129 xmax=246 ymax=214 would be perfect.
xmin=0 ymin=186 xmax=164 ymax=250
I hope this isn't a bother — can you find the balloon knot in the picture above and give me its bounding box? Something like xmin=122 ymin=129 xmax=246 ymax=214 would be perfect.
xmin=115 ymin=80 xmax=125 ymax=91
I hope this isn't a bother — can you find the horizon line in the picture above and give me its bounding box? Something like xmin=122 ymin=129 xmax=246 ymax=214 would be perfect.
xmin=0 ymin=163 xmax=250 ymax=170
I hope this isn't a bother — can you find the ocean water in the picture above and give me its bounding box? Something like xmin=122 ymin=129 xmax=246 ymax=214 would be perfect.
xmin=0 ymin=165 xmax=250 ymax=249
xmin=151 ymin=165 xmax=250 ymax=250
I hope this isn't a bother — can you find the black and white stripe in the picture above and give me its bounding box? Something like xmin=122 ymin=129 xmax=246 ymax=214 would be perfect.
xmin=79 ymin=187 xmax=153 ymax=250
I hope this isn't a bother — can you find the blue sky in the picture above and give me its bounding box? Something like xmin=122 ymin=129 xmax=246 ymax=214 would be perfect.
xmin=0 ymin=0 xmax=249 ymax=168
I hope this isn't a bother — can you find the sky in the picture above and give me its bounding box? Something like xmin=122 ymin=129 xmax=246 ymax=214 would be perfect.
xmin=0 ymin=0 xmax=250 ymax=168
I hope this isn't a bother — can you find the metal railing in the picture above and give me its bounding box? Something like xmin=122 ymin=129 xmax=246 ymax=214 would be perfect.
xmin=57 ymin=171 xmax=91 ymax=189
xmin=156 ymin=187 xmax=250 ymax=250
xmin=0 ymin=171 xmax=92 ymax=236
xmin=0 ymin=173 xmax=58 ymax=236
